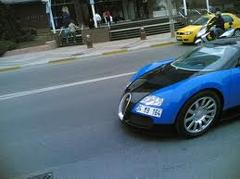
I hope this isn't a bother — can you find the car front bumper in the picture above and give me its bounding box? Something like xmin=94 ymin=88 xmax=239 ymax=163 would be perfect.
xmin=122 ymin=113 xmax=154 ymax=129
xmin=176 ymin=34 xmax=195 ymax=43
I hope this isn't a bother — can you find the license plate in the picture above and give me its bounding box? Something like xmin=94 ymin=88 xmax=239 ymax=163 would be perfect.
xmin=136 ymin=104 xmax=162 ymax=118
xmin=176 ymin=36 xmax=182 ymax=40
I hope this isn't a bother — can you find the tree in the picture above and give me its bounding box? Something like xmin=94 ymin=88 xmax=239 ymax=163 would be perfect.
xmin=0 ymin=2 xmax=36 ymax=55
xmin=0 ymin=2 xmax=36 ymax=42
xmin=0 ymin=2 xmax=20 ymax=42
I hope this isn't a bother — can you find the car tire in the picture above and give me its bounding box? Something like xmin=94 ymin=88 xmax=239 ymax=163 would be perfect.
xmin=175 ymin=90 xmax=222 ymax=138
xmin=234 ymin=29 xmax=240 ymax=37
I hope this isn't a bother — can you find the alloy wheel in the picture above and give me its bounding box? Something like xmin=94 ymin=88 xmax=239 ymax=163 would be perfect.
xmin=184 ymin=97 xmax=217 ymax=134
xmin=234 ymin=29 xmax=240 ymax=37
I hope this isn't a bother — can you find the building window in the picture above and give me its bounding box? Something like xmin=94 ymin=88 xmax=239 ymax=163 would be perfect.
xmin=152 ymin=0 xmax=176 ymax=18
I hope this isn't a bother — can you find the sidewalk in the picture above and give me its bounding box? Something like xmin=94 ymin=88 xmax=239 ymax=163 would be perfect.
xmin=0 ymin=33 xmax=176 ymax=71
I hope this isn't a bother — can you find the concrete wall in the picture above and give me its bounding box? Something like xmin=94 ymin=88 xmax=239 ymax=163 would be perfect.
xmin=82 ymin=27 xmax=110 ymax=43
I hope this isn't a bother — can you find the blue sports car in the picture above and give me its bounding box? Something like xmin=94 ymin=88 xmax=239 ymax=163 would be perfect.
xmin=118 ymin=39 xmax=240 ymax=137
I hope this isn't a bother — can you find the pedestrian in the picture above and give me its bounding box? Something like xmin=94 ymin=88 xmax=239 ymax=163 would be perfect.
xmin=213 ymin=11 xmax=225 ymax=38
xmin=62 ymin=6 xmax=71 ymax=27
xmin=68 ymin=20 xmax=79 ymax=44
xmin=59 ymin=25 xmax=70 ymax=45
xmin=89 ymin=18 xmax=94 ymax=29
xmin=103 ymin=11 xmax=107 ymax=24
xmin=103 ymin=10 xmax=112 ymax=26
xmin=95 ymin=13 xmax=102 ymax=27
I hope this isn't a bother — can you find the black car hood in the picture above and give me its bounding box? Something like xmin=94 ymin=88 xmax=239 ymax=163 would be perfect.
xmin=126 ymin=63 xmax=196 ymax=94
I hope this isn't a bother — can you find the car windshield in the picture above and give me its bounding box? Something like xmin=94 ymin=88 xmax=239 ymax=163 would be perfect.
xmin=171 ymin=46 xmax=238 ymax=72
xmin=193 ymin=16 xmax=209 ymax=25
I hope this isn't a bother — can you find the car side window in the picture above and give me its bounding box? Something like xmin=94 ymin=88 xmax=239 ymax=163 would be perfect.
xmin=222 ymin=15 xmax=234 ymax=23
xmin=222 ymin=50 xmax=240 ymax=69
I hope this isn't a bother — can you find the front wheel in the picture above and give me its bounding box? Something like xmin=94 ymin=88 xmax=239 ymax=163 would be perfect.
xmin=234 ymin=29 xmax=240 ymax=37
xmin=195 ymin=38 xmax=202 ymax=45
xmin=175 ymin=91 xmax=222 ymax=138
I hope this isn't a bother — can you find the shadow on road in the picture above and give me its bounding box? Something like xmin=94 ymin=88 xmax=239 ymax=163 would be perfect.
xmin=120 ymin=123 xmax=179 ymax=141
xmin=119 ymin=107 xmax=240 ymax=140
xmin=215 ymin=107 xmax=240 ymax=129
xmin=176 ymin=42 xmax=196 ymax=47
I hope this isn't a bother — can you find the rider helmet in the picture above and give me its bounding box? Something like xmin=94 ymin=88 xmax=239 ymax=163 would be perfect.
xmin=216 ymin=11 xmax=221 ymax=17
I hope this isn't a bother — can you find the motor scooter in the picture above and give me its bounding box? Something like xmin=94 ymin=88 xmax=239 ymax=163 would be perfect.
xmin=195 ymin=22 xmax=240 ymax=45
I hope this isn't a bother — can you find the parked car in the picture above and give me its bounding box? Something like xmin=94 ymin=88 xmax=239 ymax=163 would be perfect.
xmin=176 ymin=13 xmax=240 ymax=44
xmin=118 ymin=38 xmax=240 ymax=138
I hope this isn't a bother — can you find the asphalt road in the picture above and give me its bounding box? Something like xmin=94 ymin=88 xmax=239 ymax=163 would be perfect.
xmin=1 ymin=44 xmax=240 ymax=179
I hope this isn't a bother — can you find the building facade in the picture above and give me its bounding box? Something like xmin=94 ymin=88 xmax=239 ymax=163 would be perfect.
xmin=1 ymin=0 xmax=240 ymax=29
xmin=50 ymin=0 xmax=240 ymax=28
xmin=51 ymin=0 xmax=178 ymax=28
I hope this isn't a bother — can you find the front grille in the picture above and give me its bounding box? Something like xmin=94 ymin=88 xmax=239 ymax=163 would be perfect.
xmin=125 ymin=114 xmax=153 ymax=129
xmin=176 ymin=32 xmax=184 ymax=35
xmin=118 ymin=93 xmax=132 ymax=120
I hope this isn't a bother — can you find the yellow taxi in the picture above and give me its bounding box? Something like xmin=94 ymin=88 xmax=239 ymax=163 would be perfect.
xmin=176 ymin=13 xmax=240 ymax=43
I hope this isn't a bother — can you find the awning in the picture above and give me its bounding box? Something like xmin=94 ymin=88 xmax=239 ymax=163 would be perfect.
xmin=0 ymin=0 xmax=40 ymax=4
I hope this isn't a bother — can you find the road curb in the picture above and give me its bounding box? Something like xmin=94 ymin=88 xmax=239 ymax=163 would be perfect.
xmin=0 ymin=66 xmax=21 ymax=73
xmin=48 ymin=57 xmax=78 ymax=64
xmin=150 ymin=41 xmax=176 ymax=48
xmin=102 ymin=49 xmax=128 ymax=56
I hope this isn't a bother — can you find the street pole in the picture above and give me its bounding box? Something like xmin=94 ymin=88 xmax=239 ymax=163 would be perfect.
xmin=183 ymin=0 xmax=187 ymax=16
xmin=48 ymin=0 xmax=56 ymax=34
xmin=166 ymin=0 xmax=175 ymax=38
xmin=206 ymin=0 xmax=210 ymax=12
xmin=46 ymin=0 xmax=56 ymax=34
xmin=91 ymin=3 xmax=98 ymax=28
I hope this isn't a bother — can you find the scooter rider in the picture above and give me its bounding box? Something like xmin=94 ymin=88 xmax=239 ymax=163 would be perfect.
xmin=212 ymin=11 xmax=225 ymax=38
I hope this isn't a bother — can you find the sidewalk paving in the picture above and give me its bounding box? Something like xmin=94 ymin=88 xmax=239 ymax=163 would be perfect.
xmin=0 ymin=33 xmax=176 ymax=71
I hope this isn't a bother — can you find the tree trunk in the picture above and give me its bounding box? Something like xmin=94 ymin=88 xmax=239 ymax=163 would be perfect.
xmin=73 ymin=0 xmax=83 ymax=25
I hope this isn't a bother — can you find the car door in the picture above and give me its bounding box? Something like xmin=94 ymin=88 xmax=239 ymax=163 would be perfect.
xmin=229 ymin=14 xmax=240 ymax=29
xmin=230 ymin=53 xmax=240 ymax=107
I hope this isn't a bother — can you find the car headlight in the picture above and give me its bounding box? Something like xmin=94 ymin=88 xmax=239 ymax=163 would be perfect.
xmin=140 ymin=95 xmax=164 ymax=106
xmin=184 ymin=31 xmax=193 ymax=35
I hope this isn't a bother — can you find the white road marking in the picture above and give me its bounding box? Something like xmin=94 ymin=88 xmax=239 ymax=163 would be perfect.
xmin=0 ymin=72 xmax=135 ymax=101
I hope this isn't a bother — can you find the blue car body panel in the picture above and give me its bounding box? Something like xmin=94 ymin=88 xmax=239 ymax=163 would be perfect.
xmin=130 ymin=60 xmax=240 ymax=125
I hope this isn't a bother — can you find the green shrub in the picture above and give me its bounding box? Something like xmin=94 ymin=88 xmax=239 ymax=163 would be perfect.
xmin=0 ymin=40 xmax=17 ymax=56
xmin=0 ymin=2 xmax=37 ymax=43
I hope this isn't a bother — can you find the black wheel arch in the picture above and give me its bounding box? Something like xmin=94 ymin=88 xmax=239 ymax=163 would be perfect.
xmin=203 ymin=88 xmax=224 ymax=107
